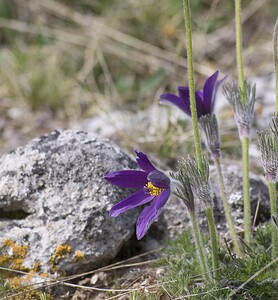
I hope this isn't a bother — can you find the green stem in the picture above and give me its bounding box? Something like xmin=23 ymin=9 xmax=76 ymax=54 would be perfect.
xmin=242 ymin=136 xmax=251 ymax=245
xmin=268 ymin=180 xmax=278 ymax=257
xmin=273 ymin=18 xmax=278 ymax=113
xmin=189 ymin=210 xmax=211 ymax=281
xmin=183 ymin=0 xmax=204 ymax=173
xmin=236 ymin=0 xmax=252 ymax=246
xmin=205 ymin=207 xmax=219 ymax=280
xmin=235 ymin=0 xmax=245 ymax=101
xmin=214 ymin=157 xmax=242 ymax=257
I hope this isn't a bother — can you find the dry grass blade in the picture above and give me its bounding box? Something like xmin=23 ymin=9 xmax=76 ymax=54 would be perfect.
xmin=253 ymin=191 xmax=261 ymax=227
xmin=171 ymin=287 xmax=230 ymax=299
xmin=63 ymin=247 xmax=163 ymax=281
xmin=61 ymin=278 xmax=175 ymax=293
xmin=0 ymin=17 xmax=88 ymax=46
xmin=0 ymin=17 xmax=202 ymax=78
xmin=0 ymin=248 xmax=162 ymax=299
xmin=0 ymin=263 xmax=174 ymax=299
xmin=37 ymin=0 xmax=213 ymax=76
xmin=208 ymin=0 xmax=268 ymax=45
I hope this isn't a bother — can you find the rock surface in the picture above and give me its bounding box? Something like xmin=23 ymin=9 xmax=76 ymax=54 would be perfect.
xmin=211 ymin=164 xmax=270 ymax=228
xmin=0 ymin=130 xmax=138 ymax=275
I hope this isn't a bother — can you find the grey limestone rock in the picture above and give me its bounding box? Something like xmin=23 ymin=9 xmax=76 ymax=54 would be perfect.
xmin=211 ymin=164 xmax=270 ymax=229
xmin=0 ymin=130 xmax=138 ymax=275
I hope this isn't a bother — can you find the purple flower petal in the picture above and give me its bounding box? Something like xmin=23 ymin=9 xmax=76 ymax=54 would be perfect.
xmin=195 ymin=90 xmax=206 ymax=118
xmin=177 ymin=85 xmax=189 ymax=100
xmin=110 ymin=189 xmax=155 ymax=217
xmin=159 ymin=71 xmax=225 ymax=119
xmin=203 ymin=71 xmax=219 ymax=114
xmin=136 ymin=188 xmax=170 ymax=239
xmin=135 ymin=151 xmax=156 ymax=173
xmin=147 ymin=170 xmax=170 ymax=189
xmin=215 ymin=74 xmax=228 ymax=91
xmin=160 ymin=91 xmax=191 ymax=116
xmin=197 ymin=90 xmax=204 ymax=99
xmin=177 ymin=86 xmax=191 ymax=116
xmin=104 ymin=170 xmax=148 ymax=188
xmin=210 ymin=74 xmax=226 ymax=112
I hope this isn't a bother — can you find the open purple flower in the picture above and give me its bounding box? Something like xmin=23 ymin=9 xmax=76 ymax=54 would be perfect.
xmin=104 ymin=151 xmax=171 ymax=240
xmin=160 ymin=70 xmax=226 ymax=118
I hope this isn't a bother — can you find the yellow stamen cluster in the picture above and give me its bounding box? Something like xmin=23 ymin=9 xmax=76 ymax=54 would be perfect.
xmin=146 ymin=182 xmax=163 ymax=196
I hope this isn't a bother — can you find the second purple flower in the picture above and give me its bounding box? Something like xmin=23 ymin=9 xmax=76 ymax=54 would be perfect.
xmin=160 ymin=70 xmax=226 ymax=118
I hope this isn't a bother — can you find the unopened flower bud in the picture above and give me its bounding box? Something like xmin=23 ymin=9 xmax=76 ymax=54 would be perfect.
xmin=184 ymin=156 xmax=213 ymax=208
xmin=199 ymin=114 xmax=221 ymax=159
xmin=257 ymin=130 xmax=278 ymax=182
xmin=223 ymin=81 xmax=256 ymax=140
xmin=170 ymin=167 xmax=195 ymax=212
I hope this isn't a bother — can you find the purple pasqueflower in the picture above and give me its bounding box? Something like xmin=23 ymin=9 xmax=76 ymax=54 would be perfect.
xmin=104 ymin=150 xmax=171 ymax=240
xmin=160 ymin=70 xmax=226 ymax=118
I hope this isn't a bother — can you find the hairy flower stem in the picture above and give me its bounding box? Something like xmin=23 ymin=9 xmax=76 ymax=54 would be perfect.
xmin=214 ymin=157 xmax=242 ymax=257
xmin=268 ymin=180 xmax=278 ymax=257
xmin=235 ymin=0 xmax=252 ymax=245
xmin=189 ymin=210 xmax=211 ymax=281
xmin=242 ymin=136 xmax=251 ymax=245
xmin=183 ymin=0 xmax=204 ymax=173
xmin=235 ymin=0 xmax=245 ymax=100
xmin=205 ymin=207 xmax=219 ymax=280
xmin=274 ymin=18 xmax=278 ymax=112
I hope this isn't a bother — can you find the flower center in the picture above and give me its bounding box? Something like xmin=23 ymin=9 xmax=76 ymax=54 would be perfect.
xmin=146 ymin=182 xmax=163 ymax=196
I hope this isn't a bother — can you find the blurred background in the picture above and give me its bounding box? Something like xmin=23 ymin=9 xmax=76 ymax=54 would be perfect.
xmin=0 ymin=0 xmax=277 ymax=165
